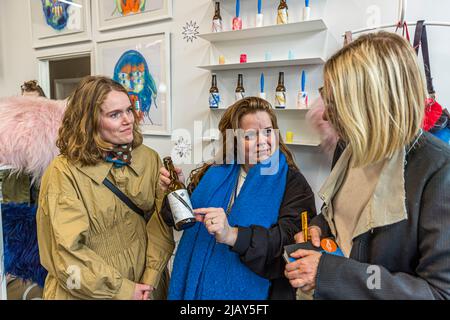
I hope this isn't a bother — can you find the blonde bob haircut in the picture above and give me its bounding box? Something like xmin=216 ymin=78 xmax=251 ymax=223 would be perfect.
xmin=57 ymin=76 xmax=143 ymax=166
xmin=322 ymin=31 xmax=426 ymax=167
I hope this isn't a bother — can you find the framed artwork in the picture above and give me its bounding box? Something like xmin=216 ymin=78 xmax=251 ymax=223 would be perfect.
xmin=29 ymin=0 xmax=92 ymax=48
xmin=95 ymin=0 xmax=172 ymax=32
xmin=96 ymin=33 xmax=172 ymax=136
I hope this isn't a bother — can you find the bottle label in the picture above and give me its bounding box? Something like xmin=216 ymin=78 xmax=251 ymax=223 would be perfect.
xmin=275 ymin=91 xmax=286 ymax=108
xmin=277 ymin=9 xmax=288 ymax=24
xmin=212 ymin=19 xmax=223 ymax=33
xmin=167 ymin=189 xmax=195 ymax=225
xmin=209 ymin=92 xmax=220 ymax=108
xmin=235 ymin=92 xmax=245 ymax=101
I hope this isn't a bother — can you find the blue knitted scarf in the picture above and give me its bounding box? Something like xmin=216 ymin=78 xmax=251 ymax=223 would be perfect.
xmin=168 ymin=151 xmax=288 ymax=300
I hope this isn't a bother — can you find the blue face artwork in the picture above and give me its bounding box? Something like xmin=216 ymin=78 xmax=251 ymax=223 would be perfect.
xmin=41 ymin=0 xmax=71 ymax=31
xmin=113 ymin=50 xmax=158 ymax=123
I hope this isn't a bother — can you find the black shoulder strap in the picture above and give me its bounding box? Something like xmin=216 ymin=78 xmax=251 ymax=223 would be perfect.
xmin=103 ymin=178 xmax=147 ymax=220
xmin=414 ymin=20 xmax=435 ymax=95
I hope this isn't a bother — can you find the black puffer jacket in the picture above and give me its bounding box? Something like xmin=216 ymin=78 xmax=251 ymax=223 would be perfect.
xmin=311 ymin=132 xmax=450 ymax=300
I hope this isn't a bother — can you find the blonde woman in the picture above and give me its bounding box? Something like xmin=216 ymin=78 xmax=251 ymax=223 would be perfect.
xmin=37 ymin=76 xmax=174 ymax=299
xmin=285 ymin=32 xmax=450 ymax=299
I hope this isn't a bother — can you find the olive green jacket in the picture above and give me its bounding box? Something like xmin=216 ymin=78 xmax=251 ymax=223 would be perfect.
xmin=36 ymin=145 xmax=175 ymax=300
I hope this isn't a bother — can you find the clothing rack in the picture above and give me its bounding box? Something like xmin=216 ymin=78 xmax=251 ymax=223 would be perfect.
xmin=343 ymin=0 xmax=450 ymax=36
xmin=346 ymin=21 xmax=450 ymax=36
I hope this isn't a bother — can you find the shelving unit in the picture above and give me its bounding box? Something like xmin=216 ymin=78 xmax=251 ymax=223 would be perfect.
xmin=199 ymin=2 xmax=332 ymax=157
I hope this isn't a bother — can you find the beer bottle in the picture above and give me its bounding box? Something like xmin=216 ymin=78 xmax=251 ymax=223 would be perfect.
xmin=163 ymin=157 xmax=196 ymax=231
xmin=209 ymin=74 xmax=220 ymax=108
xmin=275 ymin=72 xmax=286 ymax=109
xmin=235 ymin=74 xmax=245 ymax=101
xmin=277 ymin=0 xmax=288 ymax=25
xmin=212 ymin=2 xmax=223 ymax=32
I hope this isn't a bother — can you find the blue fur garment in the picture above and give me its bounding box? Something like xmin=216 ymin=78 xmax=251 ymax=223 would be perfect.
xmin=2 ymin=202 xmax=47 ymax=287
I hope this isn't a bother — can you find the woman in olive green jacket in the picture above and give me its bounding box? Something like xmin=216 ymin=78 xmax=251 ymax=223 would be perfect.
xmin=37 ymin=76 xmax=174 ymax=300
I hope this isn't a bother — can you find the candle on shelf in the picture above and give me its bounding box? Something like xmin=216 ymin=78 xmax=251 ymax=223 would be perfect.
xmin=232 ymin=0 xmax=243 ymax=30
xmin=259 ymin=73 xmax=266 ymax=99
xmin=256 ymin=0 xmax=264 ymax=27
xmin=297 ymin=70 xmax=308 ymax=109
xmin=303 ymin=0 xmax=311 ymax=21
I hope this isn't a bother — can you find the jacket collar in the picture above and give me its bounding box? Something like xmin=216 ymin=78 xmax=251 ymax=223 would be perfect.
xmin=75 ymin=146 xmax=145 ymax=184
xmin=319 ymin=146 xmax=408 ymax=240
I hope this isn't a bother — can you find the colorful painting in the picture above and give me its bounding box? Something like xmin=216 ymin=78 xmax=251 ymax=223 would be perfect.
xmin=97 ymin=33 xmax=172 ymax=135
xmin=41 ymin=0 xmax=72 ymax=31
xmin=95 ymin=0 xmax=172 ymax=31
xmin=113 ymin=50 xmax=158 ymax=124
xmin=29 ymin=0 xmax=91 ymax=48
xmin=114 ymin=0 xmax=146 ymax=16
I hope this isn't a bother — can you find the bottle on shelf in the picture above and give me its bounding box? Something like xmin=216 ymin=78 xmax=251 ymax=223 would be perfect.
xmin=235 ymin=74 xmax=245 ymax=101
xmin=275 ymin=72 xmax=286 ymax=109
xmin=163 ymin=157 xmax=196 ymax=231
xmin=256 ymin=0 xmax=264 ymax=27
xmin=212 ymin=2 xmax=223 ymax=33
xmin=303 ymin=0 xmax=311 ymax=21
xmin=209 ymin=74 xmax=220 ymax=108
xmin=259 ymin=73 xmax=266 ymax=100
xmin=297 ymin=70 xmax=308 ymax=109
xmin=232 ymin=0 xmax=243 ymax=30
xmin=277 ymin=0 xmax=289 ymax=25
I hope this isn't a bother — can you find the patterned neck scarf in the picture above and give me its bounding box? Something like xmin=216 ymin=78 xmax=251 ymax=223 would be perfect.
xmin=105 ymin=144 xmax=132 ymax=168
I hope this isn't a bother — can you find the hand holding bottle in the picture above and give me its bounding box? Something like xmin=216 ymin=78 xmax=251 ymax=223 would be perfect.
xmin=159 ymin=166 xmax=186 ymax=192
xmin=133 ymin=283 xmax=154 ymax=300
xmin=194 ymin=207 xmax=238 ymax=246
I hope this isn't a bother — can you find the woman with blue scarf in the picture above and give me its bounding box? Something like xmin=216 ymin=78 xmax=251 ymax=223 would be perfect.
xmin=159 ymin=97 xmax=316 ymax=300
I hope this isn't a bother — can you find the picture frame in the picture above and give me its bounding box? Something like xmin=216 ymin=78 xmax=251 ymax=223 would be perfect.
xmin=94 ymin=0 xmax=172 ymax=32
xmin=29 ymin=0 xmax=92 ymax=49
xmin=96 ymin=32 xmax=172 ymax=136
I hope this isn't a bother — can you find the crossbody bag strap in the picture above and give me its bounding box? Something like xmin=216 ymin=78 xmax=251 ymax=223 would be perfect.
xmin=103 ymin=178 xmax=147 ymax=220
xmin=414 ymin=20 xmax=435 ymax=95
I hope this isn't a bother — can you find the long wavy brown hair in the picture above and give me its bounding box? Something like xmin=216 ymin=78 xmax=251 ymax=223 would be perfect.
xmin=189 ymin=97 xmax=298 ymax=188
xmin=56 ymin=76 xmax=143 ymax=166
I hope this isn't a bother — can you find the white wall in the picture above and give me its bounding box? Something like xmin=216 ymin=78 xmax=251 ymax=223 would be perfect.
xmin=1 ymin=0 xmax=450 ymax=209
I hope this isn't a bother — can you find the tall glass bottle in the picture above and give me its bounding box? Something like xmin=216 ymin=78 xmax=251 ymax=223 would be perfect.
xmin=212 ymin=2 xmax=223 ymax=32
xmin=277 ymin=0 xmax=288 ymax=25
xmin=209 ymin=74 xmax=220 ymax=108
xmin=163 ymin=157 xmax=196 ymax=231
xmin=235 ymin=74 xmax=245 ymax=101
xmin=275 ymin=72 xmax=286 ymax=109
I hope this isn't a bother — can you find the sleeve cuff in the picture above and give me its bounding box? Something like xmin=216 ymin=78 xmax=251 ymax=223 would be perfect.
xmin=231 ymin=226 xmax=252 ymax=255
xmin=141 ymin=268 xmax=163 ymax=289
xmin=113 ymin=278 xmax=135 ymax=300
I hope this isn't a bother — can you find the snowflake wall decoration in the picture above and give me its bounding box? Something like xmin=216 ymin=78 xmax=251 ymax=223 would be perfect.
xmin=173 ymin=136 xmax=192 ymax=160
xmin=182 ymin=20 xmax=199 ymax=43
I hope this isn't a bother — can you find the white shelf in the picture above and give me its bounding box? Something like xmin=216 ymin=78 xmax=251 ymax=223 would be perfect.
xmin=209 ymin=107 xmax=311 ymax=111
xmin=286 ymin=140 xmax=321 ymax=147
xmin=199 ymin=57 xmax=325 ymax=71
xmin=0 ymin=165 xmax=13 ymax=171
xmin=199 ymin=19 xmax=327 ymax=43
xmin=202 ymin=136 xmax=220 ymax=142
xmin=202 ymin=136 xmax=320 ymax=147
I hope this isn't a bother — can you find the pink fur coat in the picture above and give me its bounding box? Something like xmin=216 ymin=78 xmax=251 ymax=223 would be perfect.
xmin=306 ymin=98 xmax=340 ymax=157
xmin=0 ymin=96 xmax=66 ymax=182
